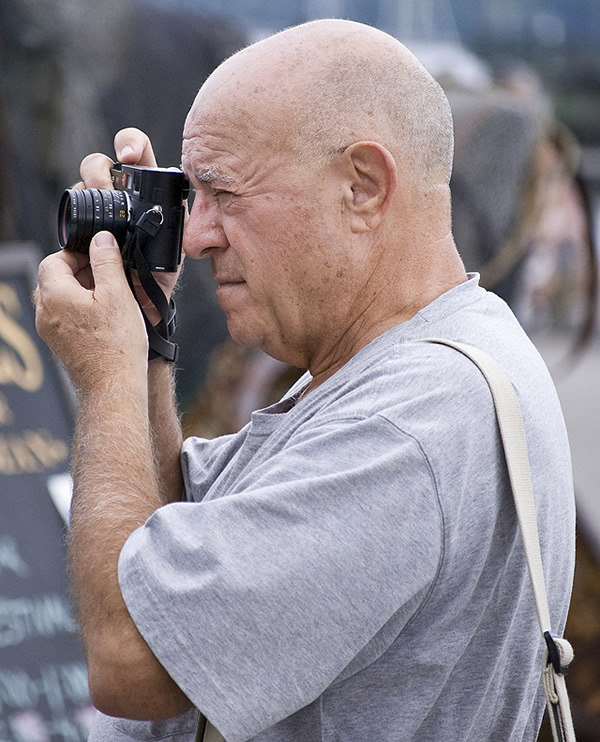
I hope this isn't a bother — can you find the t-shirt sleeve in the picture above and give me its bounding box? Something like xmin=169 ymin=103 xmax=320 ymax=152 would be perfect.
xmin=118 ymin=415 xmax=443 ymax=742
xmin=88 ymin=708 xmax=200 ymax=741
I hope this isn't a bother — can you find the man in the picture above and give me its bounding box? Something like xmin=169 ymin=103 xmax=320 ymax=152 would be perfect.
xmin=35 ymin=19 xmax=575 ymax=742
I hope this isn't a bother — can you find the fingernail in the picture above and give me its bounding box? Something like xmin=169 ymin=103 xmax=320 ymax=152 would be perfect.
xmin=94 ymin=231 xmax=117 ymax=248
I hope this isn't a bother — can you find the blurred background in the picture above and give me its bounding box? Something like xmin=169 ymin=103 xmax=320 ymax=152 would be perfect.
xmin=1 ymin=1 xmax=599 ymax=740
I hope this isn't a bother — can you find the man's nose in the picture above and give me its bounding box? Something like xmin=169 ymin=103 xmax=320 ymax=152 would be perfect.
xmin=182 ymin=193 xmax=228 ymax=258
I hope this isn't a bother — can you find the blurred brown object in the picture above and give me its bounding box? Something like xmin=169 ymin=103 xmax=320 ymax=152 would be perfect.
xmin=182 ymin=340 xmax=303 ymax=439
xmin=537 ymin=532 xmax=600 ymax=741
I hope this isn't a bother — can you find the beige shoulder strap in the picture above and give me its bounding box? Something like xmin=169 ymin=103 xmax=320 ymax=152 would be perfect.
xmin=417 ymin=338 xmax=575 ymax=742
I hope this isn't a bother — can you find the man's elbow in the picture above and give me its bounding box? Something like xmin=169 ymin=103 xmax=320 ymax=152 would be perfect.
xmin=86 ymin=637 xmax=193 ymax=720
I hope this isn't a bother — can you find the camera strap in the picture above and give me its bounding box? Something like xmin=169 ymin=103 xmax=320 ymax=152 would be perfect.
xmin=122 ymin=216 xmax=179 ymax=363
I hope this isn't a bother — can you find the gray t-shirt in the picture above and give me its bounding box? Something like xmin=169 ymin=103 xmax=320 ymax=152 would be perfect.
xmin=89 ymin=276 xmax=575 ymax=742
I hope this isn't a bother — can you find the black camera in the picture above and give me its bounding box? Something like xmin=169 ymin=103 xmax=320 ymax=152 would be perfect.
xmin=57 ymin=163 xmax=188 ymax=272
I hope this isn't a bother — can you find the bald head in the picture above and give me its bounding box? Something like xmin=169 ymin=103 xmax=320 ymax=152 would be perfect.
xmin=191 ymin=19 xmax=454 ymax=187
xmin=182 ymin=19 xmax=466 ymax=375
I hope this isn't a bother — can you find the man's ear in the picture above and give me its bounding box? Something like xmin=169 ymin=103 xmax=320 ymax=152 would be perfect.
xmin=341 ymin=141 xmax=398 ymax=233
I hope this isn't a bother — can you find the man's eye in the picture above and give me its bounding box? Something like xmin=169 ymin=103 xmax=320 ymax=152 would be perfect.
xmin=186 ymin=187 xmax=196 ymax=214
xmin=185 ymin=185 xmax=235 ymax=213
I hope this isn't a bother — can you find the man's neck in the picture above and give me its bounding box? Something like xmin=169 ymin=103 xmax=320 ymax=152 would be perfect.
xmin=303 ymin=238 xmax=467 ymax=396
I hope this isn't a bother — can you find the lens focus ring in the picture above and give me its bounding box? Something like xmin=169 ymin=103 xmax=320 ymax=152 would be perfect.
xmin=58 ymin=188 xmax=130 ymax=252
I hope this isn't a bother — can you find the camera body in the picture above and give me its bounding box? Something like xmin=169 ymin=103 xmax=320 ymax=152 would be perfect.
xmin=58 ymin=163 xmax=188 ymax=272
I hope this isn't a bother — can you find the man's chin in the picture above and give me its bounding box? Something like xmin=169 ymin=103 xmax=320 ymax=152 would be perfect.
xmin=226 ymin=317 xmax=262 ymax=351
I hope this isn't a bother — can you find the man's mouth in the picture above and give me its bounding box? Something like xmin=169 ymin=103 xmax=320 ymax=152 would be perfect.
xmin=214 ymin=276 xmax=245 ymax=288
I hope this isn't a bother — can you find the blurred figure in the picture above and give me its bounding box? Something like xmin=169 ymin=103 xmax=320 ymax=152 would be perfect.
xmin=444 ymin=53 xmax=595 ymax=352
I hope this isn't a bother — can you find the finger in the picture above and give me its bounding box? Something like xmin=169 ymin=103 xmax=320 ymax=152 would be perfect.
xmin=38 ymin=248 xmax=92 ymax=289
xmin=114 ymin=128 xmax=158 ymax=168
xmin=88 ymin=231 xmax=130 ymax=294
xmin=80 ymin=153 xmax=115 ymax=189
xmin=35 ymin=250 xmax=93 ymax=328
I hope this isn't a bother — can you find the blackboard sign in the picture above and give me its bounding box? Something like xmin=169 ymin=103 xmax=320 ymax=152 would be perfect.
xmin=0 ymin=244 xmax=94 ymax=741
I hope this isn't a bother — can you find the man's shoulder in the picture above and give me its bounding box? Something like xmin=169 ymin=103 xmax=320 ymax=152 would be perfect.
xmin=302 ymin=328 xmax=499 ymax=425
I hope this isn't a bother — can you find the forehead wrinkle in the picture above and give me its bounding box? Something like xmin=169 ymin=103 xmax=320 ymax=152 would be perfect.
xmin=182 ymin=128 xmax=249 ymax=184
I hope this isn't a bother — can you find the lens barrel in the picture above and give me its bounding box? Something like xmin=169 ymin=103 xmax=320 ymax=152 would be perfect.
xmin=58 ymin=188 xmax=130 ymax=252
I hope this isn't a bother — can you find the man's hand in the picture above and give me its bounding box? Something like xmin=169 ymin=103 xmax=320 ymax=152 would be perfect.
xmin=76 ymin=127 xmax=159 ymax=189
xmin=35 ymin=231 xmax=148 ymax=394
xmin=61 ymin=128 xmax=182 ymax=330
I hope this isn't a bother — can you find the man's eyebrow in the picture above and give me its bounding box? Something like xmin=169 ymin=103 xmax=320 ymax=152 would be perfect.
xmin=193 ymin=168 xmax=235 ymax=185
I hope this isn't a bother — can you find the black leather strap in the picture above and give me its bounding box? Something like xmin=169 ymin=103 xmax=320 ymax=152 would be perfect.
xmin=122 ymin=215 xmax=179 ymax=362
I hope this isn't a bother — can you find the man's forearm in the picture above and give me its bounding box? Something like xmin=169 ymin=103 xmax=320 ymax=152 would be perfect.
xmin=68 ymin=367 xmax=190 ymax=717
xmin=68 ymin=370 xmax=159 ymax=627
xmin=69 ymin=356 xmax=184 ymax=627
xmin=148 ymin=357 xmax=184 ymax=504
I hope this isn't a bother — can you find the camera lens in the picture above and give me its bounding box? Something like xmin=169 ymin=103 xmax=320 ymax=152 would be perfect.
xmin=57 ymin=188 xmax=130 ymax=252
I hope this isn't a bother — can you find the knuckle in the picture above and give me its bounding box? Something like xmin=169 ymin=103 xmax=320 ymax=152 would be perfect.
xmin=36 ymin=255 xmax=52 ymax=284
xmin=114 ymin=127 xmax=156 ymax=166
xmin=115 ymin=126 xmax=147 ymax=146
xmin=80 ymin=153 xmax=114 ymax=188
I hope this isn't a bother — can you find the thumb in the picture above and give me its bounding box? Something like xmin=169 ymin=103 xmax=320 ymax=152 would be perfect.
xmin=89 ymin=231 xmax=127 ymax=290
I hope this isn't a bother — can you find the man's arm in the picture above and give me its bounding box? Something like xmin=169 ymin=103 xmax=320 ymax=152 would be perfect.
xmin=67 ymin=310 xmax=190 ymax=719
xmin=69 ymin=316 xmax=189 ymax=719
xmin=35 ymin=131 xmax=191 ymax=719
xmin=149 ymin=356 xmax=184 ymax=505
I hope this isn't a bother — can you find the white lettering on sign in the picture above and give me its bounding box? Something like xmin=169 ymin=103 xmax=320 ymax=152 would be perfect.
xmin=0 ymin=594 xmax=76 ymax=649
xmin=0 ymin=662 xmax=92 ymax=741
xmin=0 ymin=536 xmax=30 ymax=579
xmin=0 ymin=662 xmax=90 ymax=715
